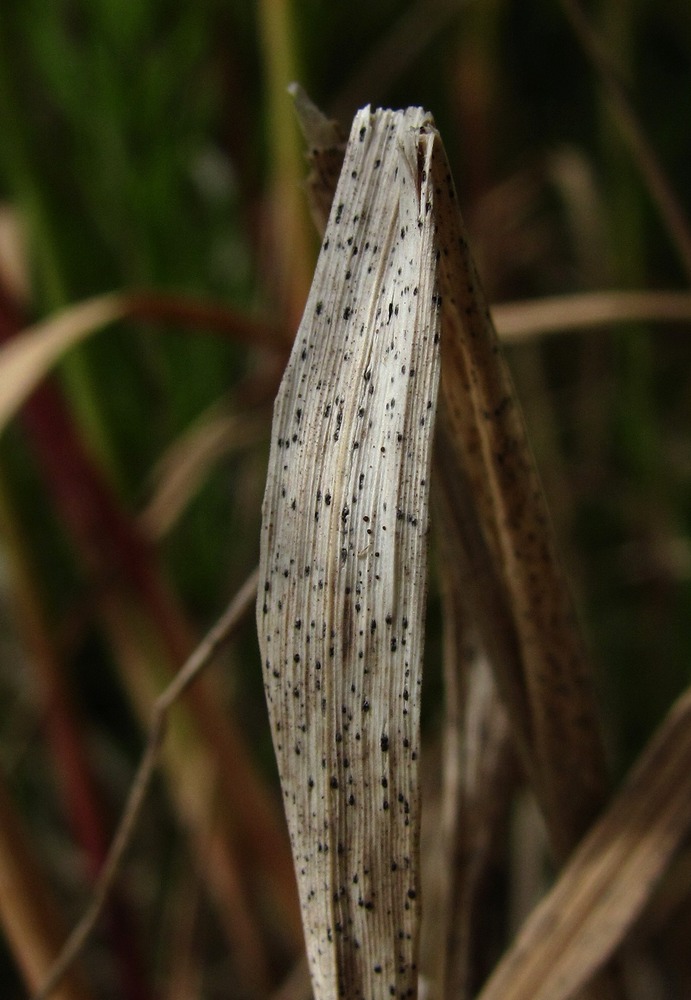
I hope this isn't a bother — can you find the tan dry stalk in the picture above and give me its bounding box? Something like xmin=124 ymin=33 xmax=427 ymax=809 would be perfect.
xmin=257 ymin=106 xmax=443 ymax=998
xmin=493 ymin=290 xmax=691 ymax=341
xmin=477 ymin=685 xmax=691 ymax=1000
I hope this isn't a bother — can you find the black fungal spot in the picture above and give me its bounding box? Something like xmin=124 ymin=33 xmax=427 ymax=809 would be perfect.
xmin=380 ymin=734 xmax=390 ymax=752
xmin=335 ymin=203 xmax=344 ymax=223
xmin=316 ymin=301 xmax=323 ymax=316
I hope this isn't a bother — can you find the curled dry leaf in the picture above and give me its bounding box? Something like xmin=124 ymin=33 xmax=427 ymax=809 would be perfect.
xmin=257 ymin=107 xmax=443 ymax=998
xmin=0 ymin=294 xmax=127 ymax=434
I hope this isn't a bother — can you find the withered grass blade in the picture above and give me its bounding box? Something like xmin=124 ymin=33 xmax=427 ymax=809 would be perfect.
xmin=289 ymin=83 xmax=347 ymax=237
xmin=437 ymin=611 xmax=513 ymax=998
xmin=429 ymin=138 xmax=609 ymax=862
xmin=257 ymin=106 xmax=443 ymax=999
xmin=433 ymin=438 xmax=516 ymax=999
xmin=477 ymin=686 xmax=691 ymax=1000
xmin=0 ymin=294 xmax=127 ymax=433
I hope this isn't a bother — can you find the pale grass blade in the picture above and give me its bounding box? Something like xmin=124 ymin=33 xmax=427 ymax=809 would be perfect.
xmin=257 ymin=106 xmax=443 ymax=999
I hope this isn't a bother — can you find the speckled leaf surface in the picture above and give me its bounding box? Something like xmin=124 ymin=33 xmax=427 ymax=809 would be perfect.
xmin=257 ymin=107 xmax=442 ymax=999
xmin=428 ymin=151 xmax=609 ymax=862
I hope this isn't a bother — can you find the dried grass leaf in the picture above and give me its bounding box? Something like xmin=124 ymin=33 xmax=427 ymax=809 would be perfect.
xmin=432 ymin=436 xmax=516 ymax=999
xmin=289 ymin=83 xmax=347 ymax=237
xmin=429 ymin=142 xmax=609 ymax=861
xmin=477 ymin=687 xmax=691 ymax=1000
xmin=257 ymin=106 xmax=443 ymax=998
xmin=0 ymin=294 xmax=127 ymax=433
xmin=493 ymin=290 xmax=691 ymax=341
xmin=140 ymin=403 xmax=268 ymax=539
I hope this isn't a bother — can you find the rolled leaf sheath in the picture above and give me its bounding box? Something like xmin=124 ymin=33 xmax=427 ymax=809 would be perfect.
xmin=257 ymin=107 xmax=442 ymax=999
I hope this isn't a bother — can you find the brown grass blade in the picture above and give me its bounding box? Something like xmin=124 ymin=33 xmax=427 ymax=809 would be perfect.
xmin=288 ymin=83 xmax=346 ymax=238
xmin=493 ymin=290 xmax=691 ymax=341
xmin=477 ymin=685 xmax=691 ymax=1000
xmin=430 ymin=137 xmax=609 ymax=863
xmin=257 ymin=106 xmax=443 ymax=998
